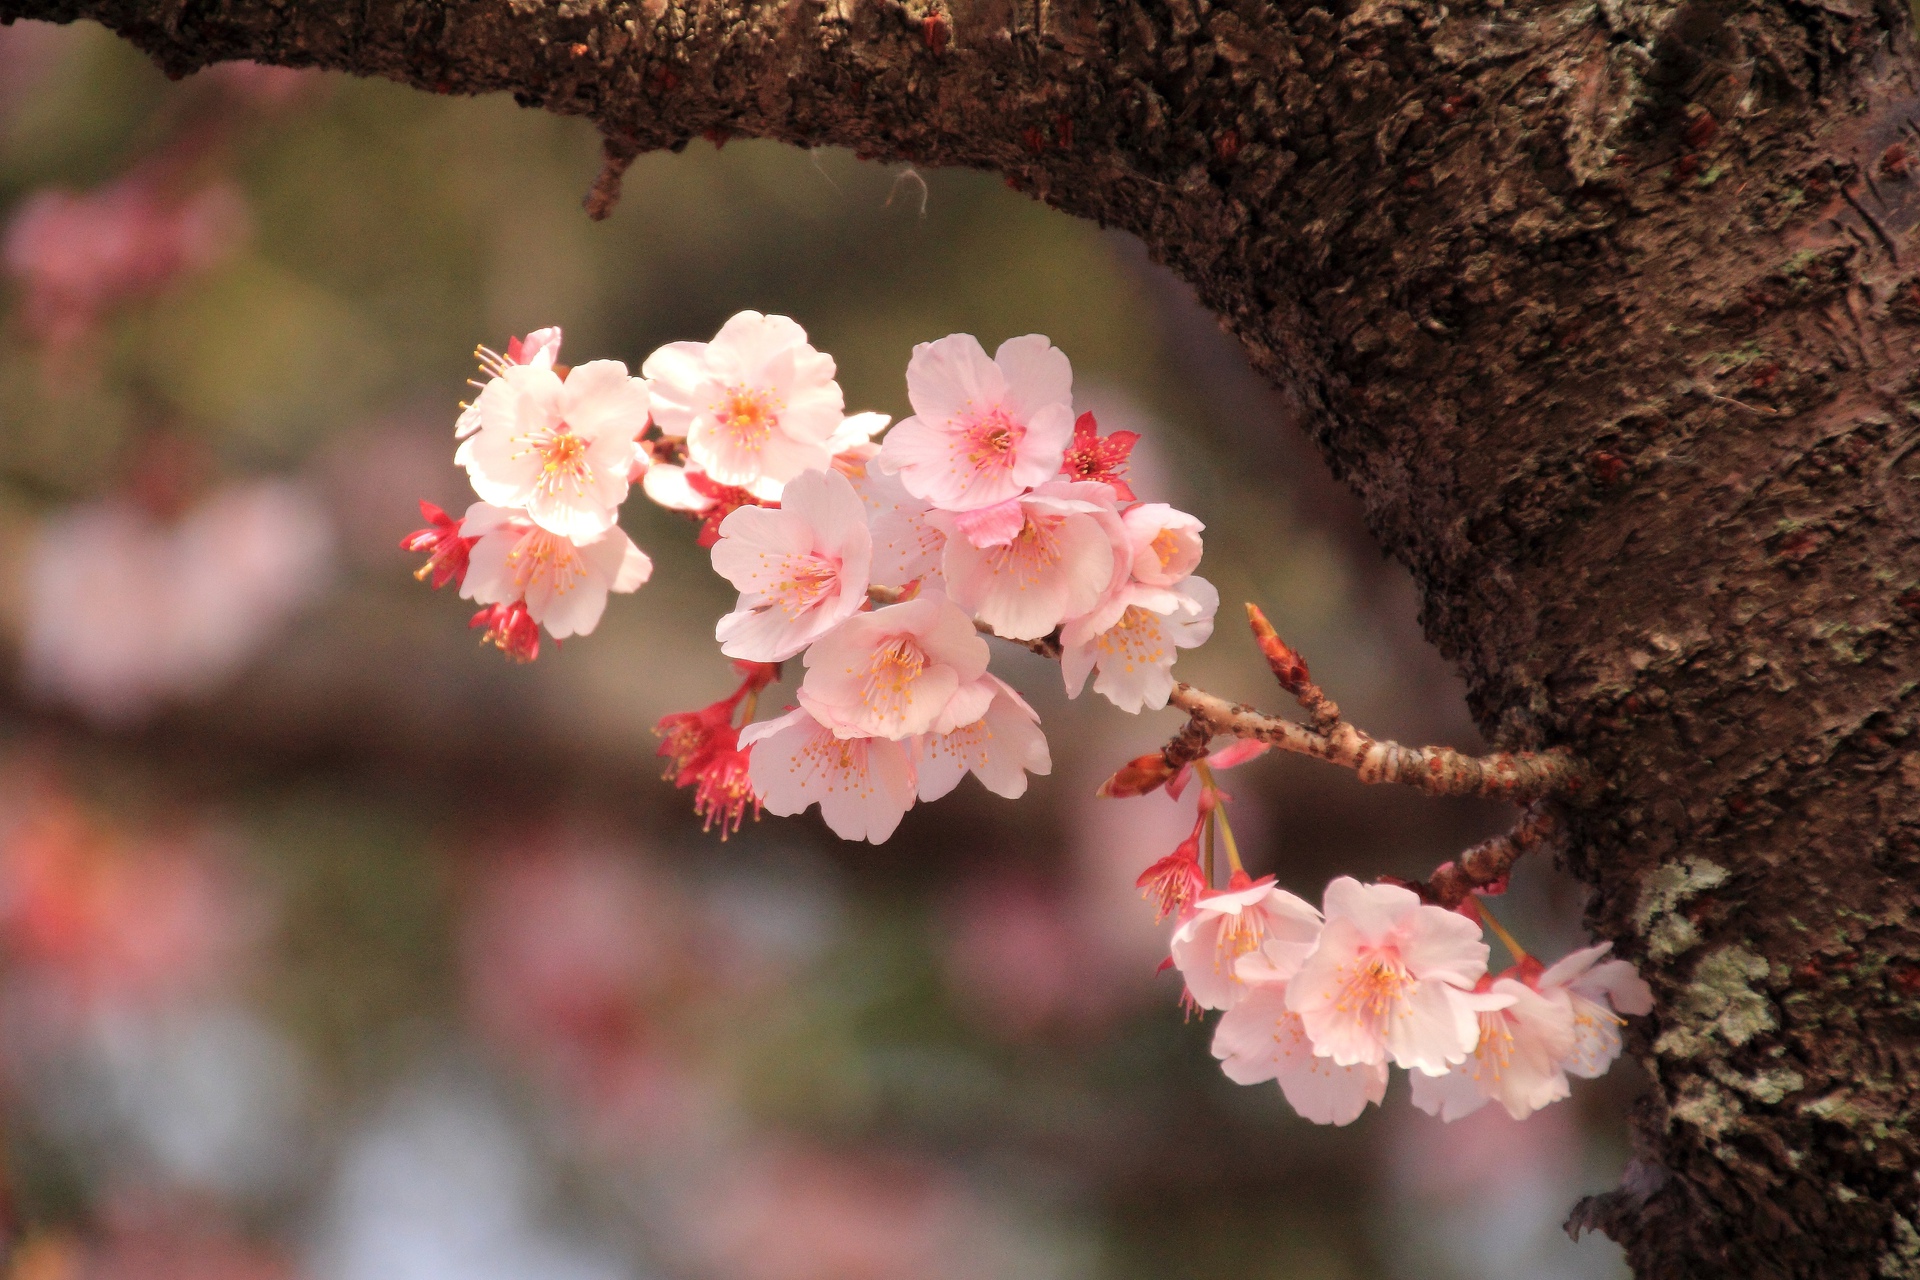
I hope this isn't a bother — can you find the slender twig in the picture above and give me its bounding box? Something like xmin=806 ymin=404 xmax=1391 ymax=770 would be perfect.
xmin=867 ymin=585 xmax=1595 ymax=805
xmin=1411 ymin=804 xmax=1566 ymax=908
xmin=1165 ymin=683 xmax=1593 ymax=801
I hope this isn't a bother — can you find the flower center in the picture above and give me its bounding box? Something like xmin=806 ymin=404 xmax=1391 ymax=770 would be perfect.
xmin=1151 ymin=528 xmax=1183 ymax=571
xmin=1215 ymin=907 xmax=1267 ymax=970
xmin=1332 ymin=952 xmax=1410 ymax=1032
xmin=963 ymin=408 xmax=1024 ymax=470
xmin=507 ymin=527 xmax=590 ymax=596
xmin=1471 ymin=1011 xmax=1516 ymax=1083
xmin=861 ymin=635 xmax=928 ymax=721
xmin=513 ymin=426 xmax=597 ymax=502
xmin=1095 ymin=606 xmax=1171 ymax=671
xmin=715 ymin=385 xmax=781 ymax=447
xmin=982 ymin=514 xmax=1062 ymax=584
xmin=771 ymin=554 xmax=840 ymax=616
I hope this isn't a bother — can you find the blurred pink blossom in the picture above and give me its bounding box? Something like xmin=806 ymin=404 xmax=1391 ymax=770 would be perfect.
xmin=461 ymin=842 xmax=695 ymax=1126
xmin=0 ymin=774 xmax=261 ymax=1030
xmin=939 ymin=874 xmax=1127 ymax=1038
xmin=3 ymin=166 xmax=248 ymax=355
xmin=694 ymin=1144 xmax=967 ymax=1280
xmin=21 ymin=480 xmax=334 ymax=724
xmin=1390 ymin=1089 xmax=1582 ymax=1203
xmin=15 ymin=1209 xmax=302 ymax=1280
xmin=198 ymin=60 xmax=326 ymax=108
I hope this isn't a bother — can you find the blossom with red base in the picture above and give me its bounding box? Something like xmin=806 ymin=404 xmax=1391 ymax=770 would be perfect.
xmin=1059 ymin=410 xmax=1140 ymax=500
xmin=687 ymin=471 xmax=774 ymax=548
xmin=1136 ymin=817 xmax=1207 ymax=922
xmin=654 ymin=660 xmax=781 ymax=837
xmin=471 ymin=601 xmax=540 ymax=662
xmin=401 ymin=500 xmax=477 ymax=590
xmin=688 ymin=728 xmax=758 ymax=836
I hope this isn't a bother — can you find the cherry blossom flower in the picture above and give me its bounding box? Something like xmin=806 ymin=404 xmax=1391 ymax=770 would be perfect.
xmin=469 ymin=601 xmax=540 ymax=662
xmin=1408 ymin=969 xmax=1577 ymax=1122
xmin=455 ymin=327 xmax=563 ymax=440
xmin=851 ymin=467 xmax=945 ymax=589
xmin=931 ymin=481 xmax=1128 ymax=642
xmin=462 ymin=360 xmax=647 ymax=540
xmin=1058 ymin=410 xmax=1140 ymax=500
xmin=826 ymin=410 xmax=890 ymax=458
xmin=876 ymin=333 xmax=1077 ymax=511
xmin=1539 ymin=941 xmax=1654 ymax=1077
xmin=796 ymin=594 xmax=990 ymax=740
xmin=912 ymin=675 xmax=1052 ymax=801
xmin=712 ymin=467 xmax=872 ymax=662
xmin=740 ymin=707 xmax=917 ymax=843
xmin=1169 ymin=873 xmax=1322 ymax=1011
xmin=656 ymin=661 xmax=780 ymax=836
xmin=458 ymin=502 xmax=651 ymax=641
xmin=1122 ymin=503 xmax=1205 ymax=587
xmin=1135 ymin=821 xmax=1207 ymax=923
xmin=1286 ymin=877 xmax=1505 ymax=1076
xmin=641 ymin=462 xmax=713 ymax=514
xmin=400 ymin=500 xmax=476 ymax=590
xmin=643 ymin=311 xmax=847 ymax=500
xmin=1212 ymin=956 xmax=1389 ymax=1126
xmin=1059 ymin=576 xmax=1219 ymax=714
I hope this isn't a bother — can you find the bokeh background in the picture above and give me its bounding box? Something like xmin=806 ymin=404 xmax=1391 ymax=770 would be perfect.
xmin=0 ymin=23 xmax=1641 ymax=1280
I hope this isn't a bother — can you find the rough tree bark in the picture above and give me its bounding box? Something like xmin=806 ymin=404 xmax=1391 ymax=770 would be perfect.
xmin=3 ymin=0 xmax=1917 ymax=1272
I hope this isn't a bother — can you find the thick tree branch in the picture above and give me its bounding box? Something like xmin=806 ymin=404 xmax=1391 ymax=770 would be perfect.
xmin=8 ymin=0 xmax=1920 ymax=1273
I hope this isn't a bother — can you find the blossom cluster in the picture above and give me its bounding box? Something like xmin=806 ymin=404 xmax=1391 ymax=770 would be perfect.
xmin=410 ymin=313 xmax=1219 ymax=841
xmin=1143 ymin=797 xmax=1652 ymax=1126
xmin=404 ymin=326 xmax=654 ymax=661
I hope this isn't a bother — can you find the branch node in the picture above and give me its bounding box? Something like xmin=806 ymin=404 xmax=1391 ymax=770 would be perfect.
xmin=584 ymin=133 xmax=643 ymax=221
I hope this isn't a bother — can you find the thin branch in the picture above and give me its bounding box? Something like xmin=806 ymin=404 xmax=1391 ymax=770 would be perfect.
xmin=1409 ymin=804 xmax=1566 ymax=908
xmin=1164 ymin=682 xmax=1593 ymax=801
xmin=864 ymin=587 xmax=1597 ymax=805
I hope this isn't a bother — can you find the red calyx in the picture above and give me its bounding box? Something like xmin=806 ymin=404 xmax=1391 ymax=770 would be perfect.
xmin=471 ymin=601 xmax=540 ymax=662
xmin=1059 ymin=411 xmax=1139 ymax=500
xmin=685 ymin=472 xmax=774 ymax=548
xmin=402 ymin=500 xmax=478 ymax=590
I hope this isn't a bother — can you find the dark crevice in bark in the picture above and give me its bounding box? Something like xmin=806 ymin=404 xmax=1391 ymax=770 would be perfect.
xmin=3 ymin=0 xmax=1918 ymax=1273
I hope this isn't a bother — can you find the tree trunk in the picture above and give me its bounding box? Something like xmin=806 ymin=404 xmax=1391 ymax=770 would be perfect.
xmin=4 ymin=0 xmax=1918 ymax=1272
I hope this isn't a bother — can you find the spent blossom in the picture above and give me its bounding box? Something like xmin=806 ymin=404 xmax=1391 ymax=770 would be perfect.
xmin=656 ymin=661 xmax=781 ymax=836
xmin=1135 ymin=818 xmax=1208 ymax=923
xmin=401 ymin=500 xmax=476 ymax=590
xmin=877 ymin=333 xmax=1077 ymax=511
